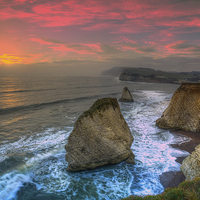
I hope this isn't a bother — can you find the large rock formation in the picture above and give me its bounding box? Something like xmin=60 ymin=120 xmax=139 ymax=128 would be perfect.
xmin=181 ymin=144 xmax=200 ymax=181
xmin=156 ymin=83 xmax=200 ymax=132
xmin=65 ymin=97 xmax=135 ymax=172
xmin=119 ymin=87 xmax=134 ymax=102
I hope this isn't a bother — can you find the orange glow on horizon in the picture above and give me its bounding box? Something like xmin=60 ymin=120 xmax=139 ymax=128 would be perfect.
xmin=0 ymin=53 xmax=50 ymax=65
xmin=0 ymin=0 xmax=200 ymax=69
xmin=0 ymin=54 xmax=23 ymax=65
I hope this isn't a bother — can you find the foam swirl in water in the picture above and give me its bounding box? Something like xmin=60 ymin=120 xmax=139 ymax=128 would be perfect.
xmin=122 ymin=90 xmax=190 ymax=195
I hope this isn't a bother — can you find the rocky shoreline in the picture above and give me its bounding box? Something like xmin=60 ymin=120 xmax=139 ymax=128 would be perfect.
xmin=159 ymin=130 xmax=200 ymax=189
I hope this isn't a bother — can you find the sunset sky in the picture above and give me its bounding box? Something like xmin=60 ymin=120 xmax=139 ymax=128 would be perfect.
xmin=0 ymin=0 xmax=200 ymax=75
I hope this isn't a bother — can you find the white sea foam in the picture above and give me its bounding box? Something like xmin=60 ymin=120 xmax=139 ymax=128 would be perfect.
xmin=0 ymin=127 xmax=72 ymax=200
xmin=29 ymin=152 xmax=70 ymax=193
xmin=0 ymin=127 xmax=72 ymax=163
xmin=0 ymin=172 xmax=31 ymax=200
xmin=23 ymin=152 xmax=132 ymax=199
xmin=121 ymin=90 xmax=190 ymax=195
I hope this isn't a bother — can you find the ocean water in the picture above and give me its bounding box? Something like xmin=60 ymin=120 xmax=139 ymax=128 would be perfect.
xmin=0 ymin=76 xmax=191 ymax=200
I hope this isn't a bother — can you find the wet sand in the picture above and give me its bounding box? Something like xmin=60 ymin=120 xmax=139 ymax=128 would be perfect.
xmin=159 ymin=130 xmax=200 ymax=189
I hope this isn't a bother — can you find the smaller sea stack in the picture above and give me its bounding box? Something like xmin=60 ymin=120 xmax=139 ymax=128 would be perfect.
xmin=156 ymin=83 xmax=200 ymax=132
xmin=65 ymin=97 xmax=135 ymax=172
xmin=119 ymin=87 xmax=134 ymax=102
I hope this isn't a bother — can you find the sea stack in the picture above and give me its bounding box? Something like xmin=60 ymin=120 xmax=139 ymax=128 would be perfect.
xmin=181 ymin=144 xmax=200 ymax=181
xmin=119 ymin=87 xmax=134 ymax=102
xmin=156 ymin=83 xmax=200 ymax=132
xmin=65 ymin=97 xmax=135 ymax=172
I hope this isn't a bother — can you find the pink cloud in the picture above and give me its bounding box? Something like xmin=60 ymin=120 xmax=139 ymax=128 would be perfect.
xmin=1 ymin=0 xmax=200 ymax=66
xmin=30 ymin=38 xmax=52 ymax=45
xmin=30 ymin=37 xmax=103 ymax=55
xmin=0 ymin=7 xmax=35 ymax=20
xmin=30 ymin=36 xmax=200 ymax=60
xmin=14 ymin=0 xmax=28 ymax=2
xmin=1 ymin=0 xmax=200 ymax=32
xmin=112 ymin=36 xmax=137 ymax=44
xmin=164 ymin=41 xmax=200 ymax=57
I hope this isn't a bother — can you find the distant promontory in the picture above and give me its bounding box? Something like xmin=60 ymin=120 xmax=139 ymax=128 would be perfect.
xmin=102 ymin=67 xmax=200 ymax=84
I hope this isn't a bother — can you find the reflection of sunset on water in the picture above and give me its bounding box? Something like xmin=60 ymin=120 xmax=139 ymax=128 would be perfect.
xmin=1 ymin=92 xmax=26 ymax=109
xmin=1 ymin=113 xmax=25 ymax=127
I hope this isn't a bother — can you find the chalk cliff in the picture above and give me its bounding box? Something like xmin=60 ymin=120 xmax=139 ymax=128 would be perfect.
xmin=65 ymin=97 xmax=135 ymax=171
xmin=156 ymin=83 xmax=200 ymax=132
xmin=119 ymin=87 xmax=134 ymax=102
xmin=181 ymin=144 xmax=200 ymax=181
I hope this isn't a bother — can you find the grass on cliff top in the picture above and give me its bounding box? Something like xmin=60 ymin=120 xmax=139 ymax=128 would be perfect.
xmin=121 ymin=177 xmax=200 ymax=200
xmin=78 ymin=97 xmax=119 ymax=120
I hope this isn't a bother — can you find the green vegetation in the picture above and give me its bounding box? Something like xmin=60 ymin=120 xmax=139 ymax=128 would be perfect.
xmin=121 ymin=177 xmax=200 ymax=200
xmin=78 ymin=97 xmax=119 ymax=120
xmin=91 ymin=97 xmax=119 ymax=111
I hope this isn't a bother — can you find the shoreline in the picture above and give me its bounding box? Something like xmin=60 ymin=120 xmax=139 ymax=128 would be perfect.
xmin=119 ymin=79 xmax=181 ymax=85
xmin=159 ymin=130 xmax=200 ymax=189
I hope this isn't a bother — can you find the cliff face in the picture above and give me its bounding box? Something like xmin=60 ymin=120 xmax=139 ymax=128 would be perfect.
xmin=119 ymin=73 xmax=177 ymax=84
xmin=156 ymin=83 xmax=200 ymax=132
xmin=181 ymin=144 xmax=200 ymax=181
xmin=102 ymin=67 xmax=125 ymax=77
xmin=65 ymin=97 xmax=135 ymax=172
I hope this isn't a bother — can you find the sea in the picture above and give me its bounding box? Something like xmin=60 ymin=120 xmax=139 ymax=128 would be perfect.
xmin=0 ymin=75 xmax=191 ymax=200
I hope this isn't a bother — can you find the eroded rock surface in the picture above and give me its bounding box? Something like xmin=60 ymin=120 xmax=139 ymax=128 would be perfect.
xmin=181 ymin=144 xmax=200 ymax=181
xmin=156 ymin=83 xmax=200 ymax=132
xmin=119 ymin=87 xmax=134 ymax=102
xmin=65 ymin=97 xmax=135 ymax=171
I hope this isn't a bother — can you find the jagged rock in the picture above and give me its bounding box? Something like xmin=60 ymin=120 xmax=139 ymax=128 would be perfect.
xmin=156 ymin=83 xmax=200 ymax=132
xmin=181 ymin=144 xmax=200 ymax=181
xmin=65 ymin=97 xmax=135 ymax=171
xmin=119 ymin=87 xmax=134 ymax=102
